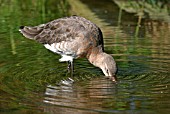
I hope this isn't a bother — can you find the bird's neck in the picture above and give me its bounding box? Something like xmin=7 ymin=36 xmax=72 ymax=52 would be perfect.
xmin=86 ymin=46 xmax=104 ymax=67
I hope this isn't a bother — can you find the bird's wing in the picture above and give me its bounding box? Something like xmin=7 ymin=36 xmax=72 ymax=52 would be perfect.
xmin=20 ymin=16 xmax=104 ymax=53
xmin=20 ymin=18 xmax=85 ymax=44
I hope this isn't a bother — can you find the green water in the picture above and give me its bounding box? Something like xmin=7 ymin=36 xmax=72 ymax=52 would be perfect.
xmin=0 ymin=0 xmax=170 ymax=114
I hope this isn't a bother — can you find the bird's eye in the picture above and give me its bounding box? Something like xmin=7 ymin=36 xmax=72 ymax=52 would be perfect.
xmin=106 ymin=69 xmax=109 ymax=74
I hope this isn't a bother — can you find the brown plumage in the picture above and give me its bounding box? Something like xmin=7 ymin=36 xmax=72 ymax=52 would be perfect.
xmin=19 ymin=16 xmax=117 ymax=81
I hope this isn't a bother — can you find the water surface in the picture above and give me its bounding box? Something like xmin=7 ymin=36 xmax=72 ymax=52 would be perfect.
xmin=0 ymin=0 xmax=170 ymax=114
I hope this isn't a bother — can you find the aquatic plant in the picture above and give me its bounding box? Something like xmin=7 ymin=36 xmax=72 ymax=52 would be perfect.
xmin=113 ymin=0 xmax=170 ymax=22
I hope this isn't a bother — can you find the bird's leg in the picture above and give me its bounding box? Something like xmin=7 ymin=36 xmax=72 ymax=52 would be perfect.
xmin=67 ymin=61 xmax=71 ymax=73
xmin=67 ymin=61 xmax=74 ymax=78
xmin=70 ymin=61 xmax=74 ymax=77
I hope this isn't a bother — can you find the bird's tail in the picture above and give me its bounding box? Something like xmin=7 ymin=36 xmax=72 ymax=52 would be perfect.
xmin=19 ymin=25 xmax=43 ymax=39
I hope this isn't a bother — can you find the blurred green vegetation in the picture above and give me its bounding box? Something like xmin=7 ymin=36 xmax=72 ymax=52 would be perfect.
xmin=113 ymin=0 xmax=170 ymax=38
xmin=113 ymin=0 xmax=170 ymax=22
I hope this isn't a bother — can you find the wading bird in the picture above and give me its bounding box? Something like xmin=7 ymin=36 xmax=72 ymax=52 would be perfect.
xmin=19 ymin=16 xmax=117 ymax=81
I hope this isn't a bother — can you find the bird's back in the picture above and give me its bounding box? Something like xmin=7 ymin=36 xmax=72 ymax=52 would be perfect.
xmin=20 ymin=16 xmax=104 ymax=58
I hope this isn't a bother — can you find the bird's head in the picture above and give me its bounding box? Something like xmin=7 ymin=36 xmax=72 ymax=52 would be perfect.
xmin=87 ymin=46 xmax=117 ymax=81
xmin=89 ymin=51 xmax=117 ymax=81
xmin=99 ymin=53 xmax=117 ymax=81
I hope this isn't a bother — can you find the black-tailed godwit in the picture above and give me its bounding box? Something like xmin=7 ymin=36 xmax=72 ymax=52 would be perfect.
xmin=19 ymin=16 xmax=117 ymax=81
